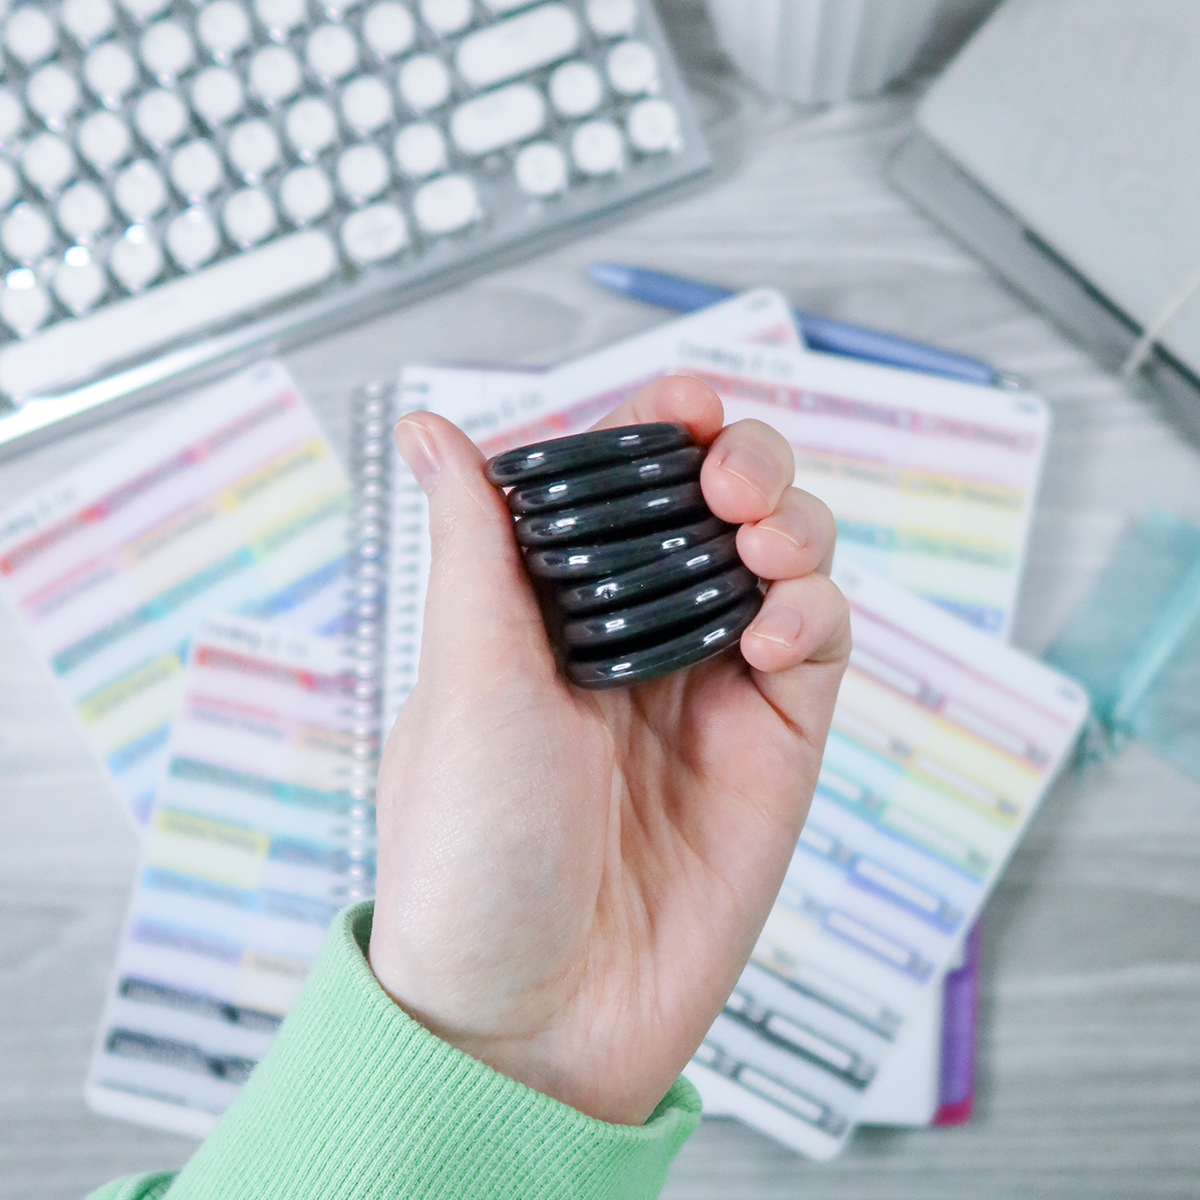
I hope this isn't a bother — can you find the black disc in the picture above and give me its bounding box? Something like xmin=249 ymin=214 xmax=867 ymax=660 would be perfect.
xmin=561 ymin=566 xmax=760 ymax=648
xmin=523 ymin=515 xmax=730 ymax=580
xmin=556 ymin=530 xmax=741 ymax=614
xmin=485 ymin=423 xmax=691 ymax=486
xmin=505 ymin=445 xmax=704 ymax=514
xmin=565 ymin=591 xmax=764 ymax=689
xmin=514 ymin=482 xmax=707 ymax=547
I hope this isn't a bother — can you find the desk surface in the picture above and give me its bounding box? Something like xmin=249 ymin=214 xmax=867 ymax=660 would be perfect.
xmin=3 ymin=6 xmax=1199 ymax=1197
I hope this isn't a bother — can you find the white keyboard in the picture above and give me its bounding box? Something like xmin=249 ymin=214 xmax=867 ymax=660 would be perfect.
xmin=0 ymin=0 xmax=708 ymax=450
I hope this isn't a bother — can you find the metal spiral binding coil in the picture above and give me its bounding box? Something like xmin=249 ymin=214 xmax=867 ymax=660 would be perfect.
xmin=343 ymin=380 xmax=394 ymax=903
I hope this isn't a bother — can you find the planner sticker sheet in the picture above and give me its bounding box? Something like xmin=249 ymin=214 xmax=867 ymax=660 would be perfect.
xmin=380 ymin=289 xmax=802 ymax=733
xmin=86 ymin=616 xmax=369 ymax=1138
xmin=684 ymin=560 xmax=1088 ymax=1158
xmin=673 ymin=342 xmax=1050 ymax=638
xmin=0 ymin=362 xmax=348 ymax=826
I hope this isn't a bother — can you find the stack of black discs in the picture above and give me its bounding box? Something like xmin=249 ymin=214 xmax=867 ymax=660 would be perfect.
xmin=485 ymin=422 xmax=763 ymax=689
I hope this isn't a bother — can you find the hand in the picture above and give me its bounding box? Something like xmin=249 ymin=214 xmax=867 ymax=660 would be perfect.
xmin=369 ymin=376 xmax=850 ymax=1125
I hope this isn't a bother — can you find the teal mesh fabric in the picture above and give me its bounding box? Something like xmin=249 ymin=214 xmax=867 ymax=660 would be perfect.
xmin=1045 ymin=510 xmax=1200 ymax=781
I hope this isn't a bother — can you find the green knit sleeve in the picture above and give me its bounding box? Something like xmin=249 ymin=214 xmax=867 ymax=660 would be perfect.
xmin=87 ymin=902 xmax=700 ymax=1200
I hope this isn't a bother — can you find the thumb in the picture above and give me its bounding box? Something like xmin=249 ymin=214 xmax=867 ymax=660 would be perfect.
xmin=393 ymin=412 xmax=557 ymax=693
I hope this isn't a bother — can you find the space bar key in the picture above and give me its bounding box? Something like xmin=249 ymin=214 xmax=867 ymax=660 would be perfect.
xmin=0 ymin=230 xmax=339 ymax=400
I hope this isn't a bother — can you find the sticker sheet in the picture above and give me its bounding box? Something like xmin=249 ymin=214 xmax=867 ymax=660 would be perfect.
xmin=673 ymin=342 xmax=1050 ymax=638
xmin=684 ymin=560 xmax=1087 ymax=1158
xmin=86 ymin=615 xmax=369 ymax=1137
xmin=0 ymin=362 xmax=348 ymax=826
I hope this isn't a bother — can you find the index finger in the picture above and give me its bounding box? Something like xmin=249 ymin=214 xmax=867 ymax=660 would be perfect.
xmin=590 ymin=375 xmax=725 ymax=446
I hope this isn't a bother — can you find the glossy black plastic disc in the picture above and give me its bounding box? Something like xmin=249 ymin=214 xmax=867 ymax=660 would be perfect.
xmin=514 ymin=481 xmax=708 ymax=547
xmin=556 ymin=530 xmax=742 ymax=615
xmin=506 ymin=445 xmax=705 ymax=514
xmin=565 ymin=591 xmax=763 ymax=689
xmin=486 ymin=423 xmax=692 ymax=486
xmin=561 ymin=565 xmax=760 ymax=648
xmin=522 ymin=515 xmax=730 ymax=581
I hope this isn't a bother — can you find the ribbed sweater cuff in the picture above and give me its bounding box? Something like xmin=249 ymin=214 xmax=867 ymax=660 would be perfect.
xmin=163 ymin=902 xmax=700 ymax=1200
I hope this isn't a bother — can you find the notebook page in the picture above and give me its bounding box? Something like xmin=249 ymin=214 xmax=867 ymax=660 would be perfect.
xmin=685 ymin=560 xmax=1088 ymax=1158
xmin=85 ymin=615 xmax=369 ymax=1137
xmin=0 ymin=362 xmax=348 ymax=827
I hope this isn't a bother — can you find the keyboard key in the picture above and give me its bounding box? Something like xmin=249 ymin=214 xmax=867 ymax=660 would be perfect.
xmin=85 ymin=42 xmax=140 ymax=105
xmin=571 ymin=119 xmax=622 ymax=174
xmin=413 ymin=173 xmax=479 ymax=234
xmin=342 ymin=75 xmax=393 ymax=135
xmin=6 ymin=8 xmax=59 ymax=67
xmin=135 ymin=89 xmax=191 ymax=149
xmin=227 ymin=118 xmax=282 ymax=181
xmin=22 ymin=133 xmax=76 ymax=195
xmin=627 ymin=97 xmax=678 ymax=153
xmin=549 ymin=61 xmax=602 ymax=117
xmin=420 ymin=0 xmax=472 ymax=35
xmin=341 ymin=203 xmax=408 ymax=263
xmin=62 ymin=0 xmax=117 ymax=47
xmin=280 ymin=165 xmax=333 ymax=223
xmin=607 ymin=40 xmax=657 ymax=94
xmin=191 ymin=66 xmax=245 ymax=126
xmin=54 ymin=247 xmax=107 ymax=315
xmin=450 ymin=83 xmax=545 ymax=156
xmin=77 ymin=110 xmax=131 ymax=171
xmin=114 ymin=159 xmax=168 ymax=221
xmin=586 ymin=0 xmax=636 ymax=37
xmin=0 ymin=162 xmax=20 ymax=209
xmin=0 ymin=230 xmax=338 ymax=397
xmin=170 ymin=138 xmax=225 ymax=199
xmin=514 ymin=140 xmax=566 ymax=196
xmin=0 ymin=88 xmax=26 ymax=145
xmin=337 ymin=144 xmax=390 ymax=203
xmin=286 ymin=96 xmax=338 ymax=159
xmin=119 ymin=0 xmax=172 ymax=23
xmin=397 ymin=55 xmax=451 ymax=112
xmin=223 ymin=187 xmax=276 ymax=246
xmin=2 ymin=204 xmax=55 ymax=264
xmin=0 ymin=270 xmax=52 ymax=337
xmin=456 ymin=4 xmax=579 ymax=91
xmin=166 ymin=206 xmax=221 ymax=269
xmin=141 ymin=20 xmax=195 ymax=82
xmin=57 ymin=181 xmax=112 ymax=242
xmin=109 ymin=225 xmax=164 ymax=291
xmin=27 ymin=65 xmax=82 ymax=130
xmin=249 ymin=45 xmax=302 ymax=105
xmin=197 ymin=1 xmax=252 ymax=61
xmin=393 ymin=121 xmax=446 ymax=178
xmin=255 ymin=0 xmax=308 ymax=41
xmin=307 ymin=24 xmax=359 ymax=82
xmin=363 ymin=3 xmax=416 ymax=60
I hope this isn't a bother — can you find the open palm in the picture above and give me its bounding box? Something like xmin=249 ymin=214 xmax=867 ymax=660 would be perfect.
xmin=370 ymin=376 xmax=850 ymax=1125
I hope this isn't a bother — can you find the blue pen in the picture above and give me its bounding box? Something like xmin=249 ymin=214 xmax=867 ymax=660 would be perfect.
xmin=588 ymin=263 xmax=1002 ymax=388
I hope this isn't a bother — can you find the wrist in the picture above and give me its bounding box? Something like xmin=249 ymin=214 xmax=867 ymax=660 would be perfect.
xmin=367 ymin=936 xmax=663 ymax=1126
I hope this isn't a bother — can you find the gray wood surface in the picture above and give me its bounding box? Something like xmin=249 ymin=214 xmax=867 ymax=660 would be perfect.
xmin=3 ymin=5 xmax=1199 ymax=1196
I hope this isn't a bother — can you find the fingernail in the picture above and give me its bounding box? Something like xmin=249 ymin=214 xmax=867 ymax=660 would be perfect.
xmin=758 ymin=514 xmax=807 ymax=552
xmin=715 ymin=444 xmax=774 ymax=502
xmin=748 ymin=604 xmax=804 ymax=647
xmin=394 ymin=417 xmax=440 ymax=494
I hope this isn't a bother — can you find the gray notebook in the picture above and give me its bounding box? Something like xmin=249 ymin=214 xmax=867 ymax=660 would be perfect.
xmin=890 ymin=0 xmax=1200 ymax=437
